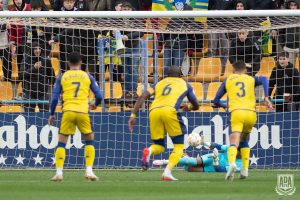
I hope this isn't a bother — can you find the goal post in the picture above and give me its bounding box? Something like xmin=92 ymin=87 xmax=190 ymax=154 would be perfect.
xmin=0 ymin=11 xmax=299 ymax=169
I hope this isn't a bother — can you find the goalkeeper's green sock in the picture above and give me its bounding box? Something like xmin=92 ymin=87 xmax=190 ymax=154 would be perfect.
xmin=178 ymin=157 xmax=198 ymax=167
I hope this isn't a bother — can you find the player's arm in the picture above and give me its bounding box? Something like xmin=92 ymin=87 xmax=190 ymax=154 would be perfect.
xmin=48 ymin=75 xmax=62 ymax=125
xmin=183 ymin=83 xmax=199 ymax=111
xmin=89 ymin=74 xmax=103 ymax=109
xmin=128 ymin=89 xmax=154 ymax=132
xmin=254 ymin=76 xmax=273 ymax=109
xmin=213 ymin=80 xmax=227 ymax=108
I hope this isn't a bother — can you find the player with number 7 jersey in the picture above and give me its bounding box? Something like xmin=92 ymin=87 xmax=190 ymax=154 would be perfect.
xmin=48 ymin=52 xmax=103 ymax=182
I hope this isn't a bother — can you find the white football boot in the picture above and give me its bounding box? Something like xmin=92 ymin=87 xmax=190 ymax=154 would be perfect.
xmin=225 ymin=163 xmax=236 ymax=181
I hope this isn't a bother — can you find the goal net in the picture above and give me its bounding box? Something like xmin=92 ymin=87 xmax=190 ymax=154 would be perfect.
xmin=0 ymin=11 xmax=299 ymax=169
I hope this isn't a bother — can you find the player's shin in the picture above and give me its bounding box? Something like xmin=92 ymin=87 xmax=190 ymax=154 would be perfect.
xmin=55 ymin=142 xmax=66 ymax=175
xmin=239 ymin=141 xmax=250 ymax=170
xmin=84 ymin=140 xmax=95 ymax=172
xmin=149 ymin=144 xmax=165 ymax=156
xmin=228 ymin=144 xmax=238 ymax=165
xmin=166 ymin=144 xmax=184 ymax=172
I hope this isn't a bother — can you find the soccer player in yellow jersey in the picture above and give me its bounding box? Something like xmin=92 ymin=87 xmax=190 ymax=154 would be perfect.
xmin=48 ymin=52 xmax=103 ymax=182
xmin=214 ymin=61 xmax=273 ymax=181
xmin=128 ymin=67 xmax=199 ymax=181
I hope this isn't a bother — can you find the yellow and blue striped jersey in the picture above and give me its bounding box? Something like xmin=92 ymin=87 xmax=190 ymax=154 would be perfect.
xmin=214 ymin=74 xmax=269 ymax=112
xmin=50 ymin=70 xmax=102 ymax=115
xmin=150 ymin=77 xmax=197 ymax=111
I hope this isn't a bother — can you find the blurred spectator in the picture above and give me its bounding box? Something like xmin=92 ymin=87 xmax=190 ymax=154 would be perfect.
xmin=234 ymin=0 xmax=248 ymax=10
xmin=209 ymin=0 xmax=235 ymax=10
xmin=112 ymin=0 xmax=142 ymax=10
xmin=269 ymin=52 xmax=300 ymax=112
xmin=26 ymin=0 xmax=52 ymax=56
xmin=3 ymin=0 xmax=8 ymax=10
xmin=208 ymin=0 xmax=234 ymax=75
xmin=9 ymin=0 xmax=31 ymax=98
xmin=22 ymin=42 xmax=55 ymax=112
xmin=86 ymin=0 xmax=111 ymax=11
xmin=278 ymin=0 xmax=300 ymax=66
xmin=120 ymin=1 xmax=144 ymax=98
xmin=30 ymin=0 xmax=48 ymax=10
xmin=49 ymin=0 xmax=85 ymax=73
xmin=9 ymin=0 xmax=31 ymax=74
xmin=79 ymin=26 xmax=102 ymax=83
xmin=114 ymin=0 xmax=123 ymax=11
xmin=245 ymin=0 xmax=279 ymax=9
xmin=0 ymin=0 xmax=12 ymax=82
xmin=51 ymin=0 xmax=87 ymax=10
xmin=160 ymin=4 xmax=193 ymax=77
xmin=229 ymin=29 xmax=261 ymax=76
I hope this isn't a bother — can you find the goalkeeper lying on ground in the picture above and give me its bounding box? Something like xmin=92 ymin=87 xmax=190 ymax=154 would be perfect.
xmin=153 ymin=139 xmax=243 ymax=173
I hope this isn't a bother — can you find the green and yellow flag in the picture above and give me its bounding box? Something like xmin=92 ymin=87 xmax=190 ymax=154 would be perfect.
xmin=152 ymin=0 xmax=208 ymax=23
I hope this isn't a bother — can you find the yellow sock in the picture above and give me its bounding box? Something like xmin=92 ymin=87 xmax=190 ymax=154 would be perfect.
xmin=166 ymin=144 xmax=184 ymax=170
xmin=55 ymin=147 xmax=66 ymax=169
xmin=85 ymin=145 xmax=95 ymax=167
xmin=240 ymin=147 xmax=250 ymax=169
xmin=149 ymin=144 xmax=165 ymax=155
xmin=228 ymin=145 xmax=237 ymax=164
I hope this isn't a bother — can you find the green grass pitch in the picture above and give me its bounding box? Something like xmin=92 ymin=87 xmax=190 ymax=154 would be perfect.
xmin=0 ymin=170 xmax=299 ymax=200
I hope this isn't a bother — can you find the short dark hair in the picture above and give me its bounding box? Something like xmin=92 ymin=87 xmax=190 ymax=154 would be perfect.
xmin=278 ymin=51 xmax=289 ymax=58
xmin=233 ymin=60 xmax=246 ymax=71
xmin=30 ymin=0 xmax=42 ymax=10
xmin=167 ymin=66 xmax=182 ymax=77
xmin=115 ymin=0 xmax=123 ymax=6
xmin=68 ymin=52 xmax=81 ymax=65
xmin=121 ymin=1 xmax=133 ymax=9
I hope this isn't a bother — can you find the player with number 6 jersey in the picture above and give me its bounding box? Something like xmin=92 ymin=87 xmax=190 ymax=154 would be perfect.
xmin=128 ymin=67 xmax=199 ymax=181
xmin=48 ymin=52 xmax=103 ymax=182
xmin=214 ymin=61 xmax=273 ymax=181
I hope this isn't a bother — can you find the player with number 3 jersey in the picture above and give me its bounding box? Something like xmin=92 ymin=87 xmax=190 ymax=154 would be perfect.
xmin=128 ymin=67 xmax=199 ymax=181
xmin=214 ymin=61 xmax=273 ymax=181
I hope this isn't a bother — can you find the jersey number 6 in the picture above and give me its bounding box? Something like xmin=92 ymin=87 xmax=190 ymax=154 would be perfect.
xmin=236 ymin=82 xmax=245 ymax=97
xmin=72 ymin=82 xmax=81 ymax=97
xmin=162 ymin=84 xmax=172 ymax=96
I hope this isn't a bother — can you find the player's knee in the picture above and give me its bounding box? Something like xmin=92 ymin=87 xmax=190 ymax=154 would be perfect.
xmin=85 ymin=140 xmax=94 ymax=146
xmin=153 ymin=138 xmax=165 ymax=147
xmin=57 ymin=142 xmax=66 ymax=148
xmin=239 ymin=141 xmax=249 ymax=148
xmin=171 ymin=134 xmax=184 ymax=145
xmin=83 ymin=132 xmax=95 ymax=141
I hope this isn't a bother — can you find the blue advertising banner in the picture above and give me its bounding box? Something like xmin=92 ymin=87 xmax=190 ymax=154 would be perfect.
xmin=0 ymin=112 xmax=299 ymax=168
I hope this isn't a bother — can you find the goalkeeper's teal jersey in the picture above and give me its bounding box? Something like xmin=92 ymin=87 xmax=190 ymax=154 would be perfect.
xmin=202 ymin=145 xmax=242 ymax=173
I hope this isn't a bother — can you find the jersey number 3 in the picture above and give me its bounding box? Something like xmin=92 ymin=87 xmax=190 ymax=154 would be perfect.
xmin=72 ymin=82 xmax=81 ymax=97
xmin=236 ymin=82 xmax=245 ymax=97
xmin=162 ymin=84 xmax=172 ymax=96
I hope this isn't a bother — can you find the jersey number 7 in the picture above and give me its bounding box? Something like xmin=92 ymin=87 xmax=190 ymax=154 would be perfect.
xmin=72 ymin=82 xmax=81 ymax=97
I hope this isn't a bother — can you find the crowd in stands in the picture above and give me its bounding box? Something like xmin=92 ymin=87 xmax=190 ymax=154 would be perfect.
xmin=0 ymin=0 xmax=300 ymax=112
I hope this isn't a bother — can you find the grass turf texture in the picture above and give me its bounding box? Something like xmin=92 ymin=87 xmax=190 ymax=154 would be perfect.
xmin=0 ymin=170 xmax=299 ymax=200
